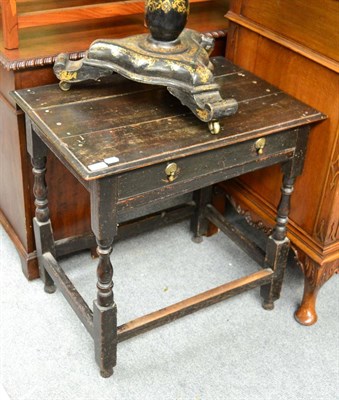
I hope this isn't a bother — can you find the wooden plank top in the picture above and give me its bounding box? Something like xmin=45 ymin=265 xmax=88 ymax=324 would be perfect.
xmin=12 ymin=57 xmax=325 ymax=180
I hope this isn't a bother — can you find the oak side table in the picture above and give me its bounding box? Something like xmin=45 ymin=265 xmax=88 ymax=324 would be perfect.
xmin=12 ymin=57 xmax=324 ymax=377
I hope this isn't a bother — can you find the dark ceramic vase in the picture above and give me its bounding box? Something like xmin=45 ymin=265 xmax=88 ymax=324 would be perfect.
xmin=145 ymin=0 xmax=189 ymax=42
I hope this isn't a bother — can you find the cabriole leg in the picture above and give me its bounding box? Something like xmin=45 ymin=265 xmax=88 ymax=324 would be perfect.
xmin=294 ymin=256 xmax=339 ymax=325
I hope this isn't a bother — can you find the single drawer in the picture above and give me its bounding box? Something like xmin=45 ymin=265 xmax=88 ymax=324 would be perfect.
xmin=118 ymin=129 xmax=298 ymax=204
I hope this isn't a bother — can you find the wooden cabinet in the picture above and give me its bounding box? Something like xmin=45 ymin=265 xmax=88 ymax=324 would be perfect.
xmin=222 ymin=0 xmax=338 ymax=324
xmin=0 ymin=1 xmax=230 ymax=279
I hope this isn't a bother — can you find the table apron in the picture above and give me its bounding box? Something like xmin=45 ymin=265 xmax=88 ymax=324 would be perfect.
xmin=117 ymin=148 xmax=294 ymax=212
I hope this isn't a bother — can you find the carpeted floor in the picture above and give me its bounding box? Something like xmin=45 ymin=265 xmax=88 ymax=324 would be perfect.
xmin=0 ymin=221 xmax=338 ymax=400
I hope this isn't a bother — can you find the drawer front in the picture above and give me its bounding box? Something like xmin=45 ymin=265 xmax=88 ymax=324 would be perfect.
xmin=118 ymin=130 xmax=297 ymax=203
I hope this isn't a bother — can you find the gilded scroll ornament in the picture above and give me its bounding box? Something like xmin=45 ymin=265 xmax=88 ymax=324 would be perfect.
xmin=146 ymin=0 xmax=189 ymax=13
xmin=59 ymin=70 xmax=77 ymax=81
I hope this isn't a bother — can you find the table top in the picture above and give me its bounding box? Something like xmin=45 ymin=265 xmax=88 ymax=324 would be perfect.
xmin=12 ymin=57 xmax=324 ymax=180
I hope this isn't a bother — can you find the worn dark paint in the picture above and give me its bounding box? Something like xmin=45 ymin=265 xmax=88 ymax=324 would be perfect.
xmin=12 ymin=58 xmax=324 ymax=377
xmin=145 ymin=0 xmax=189 ymax=42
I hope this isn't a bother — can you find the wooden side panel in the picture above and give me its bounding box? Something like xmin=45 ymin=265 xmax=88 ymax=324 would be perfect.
xmin=315 ymin=133 xmax=339 ymax=246
xmin=0 ymin=92 xmax=28 ymax=248
xmin=0 ymin=0 xmax=19 ymax=49
xmin=45 ymin=154 xmax=91 ymax=241
xmin=239 ymin=0 xmax=339 ymax=61
xmin=227 ymin=27 xmax=338 ymax=239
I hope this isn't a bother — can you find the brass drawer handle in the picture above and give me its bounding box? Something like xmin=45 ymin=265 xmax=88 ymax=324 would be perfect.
xmin=165 ymin=162 xmax=179 ymax=182
xmin=255 ymin=138 xmax=266 ymax=155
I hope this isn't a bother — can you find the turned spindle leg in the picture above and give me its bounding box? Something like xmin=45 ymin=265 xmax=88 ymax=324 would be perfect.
xmin=90 ymin=179 xmax=118 ymax=378
xmin=26 ymin=122 xmax=56 ymax=294
xmin=31 ymin=156 xmax=56 ymax=293
xmin=93 ymin=241 xmax=117 ymax=378
xmin=261 ymin=176 xmax=295 ymax=310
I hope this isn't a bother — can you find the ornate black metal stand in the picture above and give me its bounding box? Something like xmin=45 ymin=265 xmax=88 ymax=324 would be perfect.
xmin=53 ymin=1 xmax=238 ymax=133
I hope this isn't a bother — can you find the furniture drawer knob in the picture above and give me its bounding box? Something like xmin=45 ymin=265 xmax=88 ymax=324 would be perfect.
xmin=165 ymin=162 xmax=179 ymax=182
xmin=255 ymin=138 xmax=266 ymax=155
